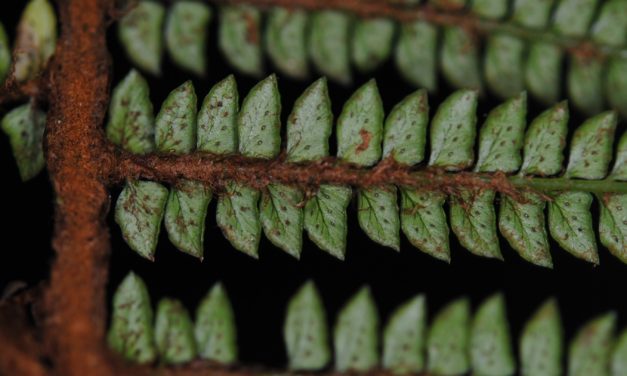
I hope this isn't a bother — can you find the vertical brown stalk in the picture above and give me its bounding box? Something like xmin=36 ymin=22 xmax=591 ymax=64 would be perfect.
xmin=43 ymin=0 xmax=114 ymax=374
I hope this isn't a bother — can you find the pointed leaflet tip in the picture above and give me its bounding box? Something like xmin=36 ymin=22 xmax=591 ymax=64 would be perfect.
xmin=238 ymin=74 xmax=281 ymax=159
xmin=118 ymin=1 xmax=164 ymax=75
xmin=470 ymin=293 xmax=515 ymax=375
xmin=155 ymin=298 xmax=197 ymax=365
xmin=165 ymin=1 xmax=211 ymax=76
xmin=13 ymin=0 xmax=57 ymax=81
xmin=383 ymin=294 xmax=427 ymax=373
xmin=107 ymin=272 xmax=157 ymax=364
xmin=565 ymin=111 xmax=617 ymax=180
xmin=520 ymin=298 xmax=563 ymax=376
xmin=309 ymin=10 xmax=352 ymax=85
xmin=1 ymin=103 xmax=46 ymax=181
xmin=304 ymin=185 xmax=352 ymax=260
xmin=265 ymin=7 xmax=309 ymax=79
xmin=428 ymin=89 xmax=478 ymax=171
xmin=286 ymin=77 xmax=333 ymax=163
xmin=352 ymin=18 xmax=395 ymax=73
xmin=195 ymin=283 xmax=238 ymax=364
xmin=261 ymin=184 xmax=304 ymax=258
xmin=475 ymin=91 xmax=527 ymax=173
xmin=548 ymin=191 xmax=599 ymax=264
xmin=337 ymin=79 xmax=384 ymax=167
xmin=197 ymin=74 xmax=239 ymax=154
xmin=106 ymin=69 xmax=155 ymax=155
xmin=216 ymin=183 xmax=261 ymax=258
xmin=218 ymin=5 xmax=263 ymax=77
xmin=358 ymin=186 xmax=400 ymax=251
xmin=334 ymin=286 xmax=379 ymax=372
xmin=155 ymin=80 xmax=198 ymax=155
xmin=383 ymin=88 xmax=429 ymax=166
xmin=520 ymin=100 xmax=569 ymax=177
xmin=427 ymin=297 xmax=470 ymax=375
xmin=568 ymin=312 xmax=616 ymax=376
xmin=284 ymin=281 xmax=330 ymax=371
xmin=115 ymin=180 xmax=168 ymax=260
xmin=395 ymin=21 xmax=438 ymax=91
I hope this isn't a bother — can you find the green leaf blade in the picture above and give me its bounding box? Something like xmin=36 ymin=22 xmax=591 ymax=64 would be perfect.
xmin=513 ymin=0 xmax=555 ymax=29
xmin=499 ymin=193 xmax=552 ymax=268
xmin=612 ymin=329 xmax=627 ymax=376
xmin=394 ymin=21 xmax=438 ymax=91
xmin=260 ymin=184 xmax=304 ymax=258
xmin=118 ymin=1 xmax=164 ymax=75
xmin=520 ymin=101 xmax=569 ymax=177
xmin=475 ymin=92 xmax=526 ymax=173
xmin=553 ymin=0 xmax=599 ymax=37
xmin=606 ymin=57 xmax=627 ymax=119
xmin=591 ymin=0 xmax=627 ymax=47
xmin=195 ymin=283 xmax=238 ymax=364
xmin=14 ymin=0 xmax=57 ymax=81
xmin=165 ymin=1 xmax=211 ymax=76
xmin=351 ymin=18 xmax=395 ymax=73
xmin=334 ymin=287 xmax=379 ymax=372
xmin=155 ymin=81 xmax=197 ymax=155
xmin=400 ymin=189 xmax=450 ymax=262
xmin=108 ymin=272 xmax=157 ymax=364
xmin=115 ymin=180 xmax=169 ymax=261
xmin=337 ymin=79 xmax=384 ymax=167
xmin=284 ymin=281 xmax=330 ymax=371
xmin=286 ymin=77 xmax=333 ymax=163
xmin=548 ymin=191 xmax=598 ymax=264
xmin=218 ymin=5 xmax=263 ymax=76
xmin=450 ymin=190 xmax=502 ymax=260
xmin=611 ymin=132 xmax=627 ymax=180
xmin=427 ymin=298 xmax=470 ymax=375
xmin=484 ymin=33 xmax=525 ymax=99
xmin=428 ymin=89 xmax=478 ymax=171
xmin=1 ymin=103 xmax=46 ymax=181
xmin=304 ymin=185 xmax=352 ymax=260
xmin=520 ymin=299 xmax=563 ymax=376
xmin=525 ymin=42 xmax=563 ymax=105
xmin=106 ymin=69 xmax=155 ymax=155
xmin=155 ymin=298 xmax=197 ymax=365
xmin=216 ymin=182 xmax=261 ymax=258
xmin=197 ymin=75 xmax=239 ymax=155
xmin=383 ymin=295 xmax=427 ymax=374
xmin=470 ymin=293 xmax=516 ymax=376
xmin=599 ymin=194 xmax=627 ymax=263
xmin=308 ymin=11 xmax=352 ymax=84
xmin=565 ymin=111 xmax=617 ymax=180
xmin=383 ymin=89 xmax=428 ymax=166
xmin=358 ymin=186 xmax=400 ymax=251
xmin=265 ymin=7 xmax=309 ymax=79
xmin=164 ymin=181 xmax=211 ymax=259
xmin=568 ymin=312 xmax=616 ymax=376
xmin=567 ymin=57 xmax=604 ymax=116
xmin=238 ymin=74 xmax=281 ymax=159
xmin=440 ymin=26 xmax=482 ymax=91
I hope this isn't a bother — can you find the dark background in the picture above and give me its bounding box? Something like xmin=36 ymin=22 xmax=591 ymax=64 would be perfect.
xmin=1 ymin=1 xmax=626 ymax=369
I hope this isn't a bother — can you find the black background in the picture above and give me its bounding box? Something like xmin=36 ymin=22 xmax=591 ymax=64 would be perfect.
xmin=1 ymin=1 xmax=626 ymax=369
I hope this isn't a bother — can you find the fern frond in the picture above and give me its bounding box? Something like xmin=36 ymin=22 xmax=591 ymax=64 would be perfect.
xmin=117 ymin=0 xmax=627 ymax=117
xmin=107 ymin=71 xmax=627 ymax=268
xmin=109 ymin=273 xmax=627 ymax=375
